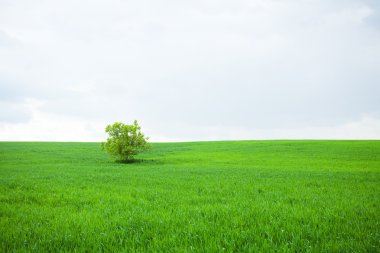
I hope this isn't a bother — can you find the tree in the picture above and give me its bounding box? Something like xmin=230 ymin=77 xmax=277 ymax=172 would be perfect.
xmin=102 ymin=120 xmax=149 ymax=162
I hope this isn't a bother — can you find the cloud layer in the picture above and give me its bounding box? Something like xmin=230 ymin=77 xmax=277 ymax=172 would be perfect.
xmin=1 ymin=0 xmax=380 ymax=141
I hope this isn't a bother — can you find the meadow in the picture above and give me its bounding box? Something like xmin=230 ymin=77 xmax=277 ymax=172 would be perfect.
xmin=0 ymin=140 xmax=379 ymax=252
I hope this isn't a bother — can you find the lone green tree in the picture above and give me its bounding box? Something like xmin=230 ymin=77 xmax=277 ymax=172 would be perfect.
xmin=102 ymin=120 xmax=149 ymax=162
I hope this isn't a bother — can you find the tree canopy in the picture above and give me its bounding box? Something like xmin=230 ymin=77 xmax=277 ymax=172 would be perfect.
xmin=102 ymin=120 xmax=149 ymax=162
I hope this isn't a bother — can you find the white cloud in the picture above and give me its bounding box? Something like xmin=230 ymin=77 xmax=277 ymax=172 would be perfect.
xmin=151 ymin=114 xmax=380 ymax=142
xmin=1 ymin=103 xmax=379 ymax=142
xmin=0 ymin=0 xmax=379 ymax=141
xmin=0 ymin=99 xmax=32 ymax=123
xmin=0 ymin=98 xmax=106 ymax=141
xmin=324 ymin=4 xmax=373 ymax=26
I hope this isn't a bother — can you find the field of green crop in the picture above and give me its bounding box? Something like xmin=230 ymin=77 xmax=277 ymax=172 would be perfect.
xmin=1 ymin=141 xmax=379 ymax=252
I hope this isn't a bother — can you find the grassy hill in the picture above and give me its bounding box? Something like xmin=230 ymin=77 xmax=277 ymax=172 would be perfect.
xmin=1 ymin=141 xmax=379 ymax=252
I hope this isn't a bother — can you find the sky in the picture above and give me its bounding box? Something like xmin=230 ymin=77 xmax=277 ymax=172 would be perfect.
xmin=0 ymin=0 xmax=380 ymax=142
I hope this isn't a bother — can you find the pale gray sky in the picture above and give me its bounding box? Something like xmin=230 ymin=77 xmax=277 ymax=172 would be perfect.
xmin=1 ymin=0 xmax=380 ymax=141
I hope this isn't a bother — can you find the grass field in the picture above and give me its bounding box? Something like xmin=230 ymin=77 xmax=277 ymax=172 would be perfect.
xmin=0 ymin=140 xmax=379 ymax=252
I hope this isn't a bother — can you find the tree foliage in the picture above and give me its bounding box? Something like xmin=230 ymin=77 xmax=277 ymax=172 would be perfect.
xmin=102 ymin=120 xmax=149 ymax=162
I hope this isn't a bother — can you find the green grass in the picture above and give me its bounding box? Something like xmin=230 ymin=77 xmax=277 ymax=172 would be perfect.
xmin=1 ymin=140 xmax=379 ymax=252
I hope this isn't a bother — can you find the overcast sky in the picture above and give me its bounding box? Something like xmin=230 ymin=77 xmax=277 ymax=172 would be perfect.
xmin=1 ymin=0 xmax=380 ymax=141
